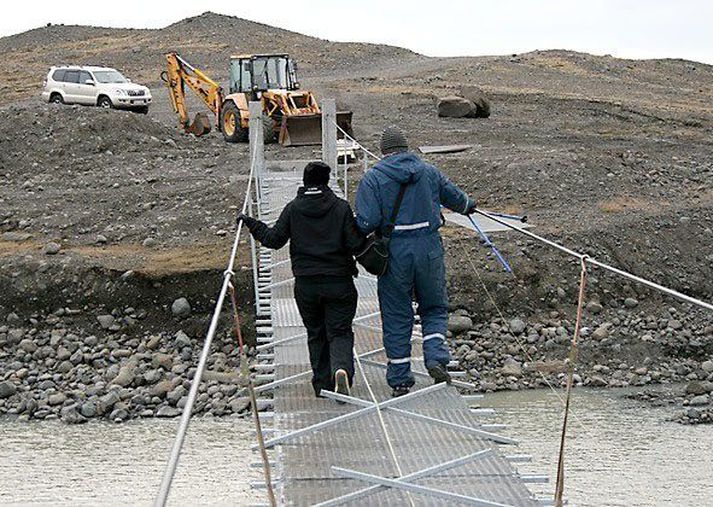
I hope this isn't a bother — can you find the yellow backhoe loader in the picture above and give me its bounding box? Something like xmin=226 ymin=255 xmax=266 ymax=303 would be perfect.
xmin=161 ymin=52 xmax=353 ymax=146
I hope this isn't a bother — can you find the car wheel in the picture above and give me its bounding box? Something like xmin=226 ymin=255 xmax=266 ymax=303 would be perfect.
xmin=49 ymin=93 xmax=64 ymax=104
xmin=98 ymin=96 xmax=113 ymax=109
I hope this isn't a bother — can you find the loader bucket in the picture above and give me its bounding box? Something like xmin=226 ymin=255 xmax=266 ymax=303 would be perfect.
xmin=279 ymin=111 xmax=355 ymax=146
xmin=279 ymin=114 xmax=322 ymax=146
xmin=186 ymin=112 xmax=211 ymax=137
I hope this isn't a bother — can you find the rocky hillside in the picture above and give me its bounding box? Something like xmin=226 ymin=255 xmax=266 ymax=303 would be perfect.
xmin=0 ymin=11 xmax=419 ymax=104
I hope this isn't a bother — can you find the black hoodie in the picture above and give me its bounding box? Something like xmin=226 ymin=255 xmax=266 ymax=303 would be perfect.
xmin=244 ymin=185 xmax=366 ymax=278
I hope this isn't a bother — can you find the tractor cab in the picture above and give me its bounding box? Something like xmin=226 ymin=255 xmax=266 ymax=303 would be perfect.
xmin=229 ymin=54 xmax=299 ymax=95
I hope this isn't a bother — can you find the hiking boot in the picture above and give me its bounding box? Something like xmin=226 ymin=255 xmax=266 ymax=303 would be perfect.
xmin=334 ymin=369 xmax=350 ymax=403
xmin=427 ymin=363 xmax=452 ymax=385
xmin=391 ymin=385 xmax=410 ymax=398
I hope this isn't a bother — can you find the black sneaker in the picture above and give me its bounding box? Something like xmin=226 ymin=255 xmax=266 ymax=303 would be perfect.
xmin=334 ymin=369 xmax=350 ymax=403
xmin=392 ymin=385 xmax=410 ymax=398
xmin=427 ymin=363 xmax=452 ymax=385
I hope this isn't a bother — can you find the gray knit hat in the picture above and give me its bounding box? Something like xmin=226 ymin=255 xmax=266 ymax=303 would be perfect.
xmin=380 ymin=126 xmax=408 ymax=155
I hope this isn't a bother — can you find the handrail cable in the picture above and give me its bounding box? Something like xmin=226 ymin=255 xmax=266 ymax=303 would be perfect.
xmin=154 ymin=143 xmax=258 ymax=507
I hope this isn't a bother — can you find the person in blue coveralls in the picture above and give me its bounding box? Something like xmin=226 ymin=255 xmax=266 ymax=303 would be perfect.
xmin=355 ymin=127 xmax=477 ymax=397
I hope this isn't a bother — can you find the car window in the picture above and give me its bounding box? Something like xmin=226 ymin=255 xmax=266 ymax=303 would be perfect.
xmin=79 ymin=71 xmax=93 ymax=84
xmin=93 ymin=70 xmax=128 ymax=83
xmin=52 ymin=69 xmax=66 ymax=82
xmin=64 ymin=70 xmax=80 ymax=84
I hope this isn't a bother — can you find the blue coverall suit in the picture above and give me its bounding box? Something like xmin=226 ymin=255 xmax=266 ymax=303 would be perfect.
xmin=355 ymin=152 xmax=473 ymax=388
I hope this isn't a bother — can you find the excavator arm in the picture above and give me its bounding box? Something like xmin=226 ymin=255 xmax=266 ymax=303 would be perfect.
xmin=161 ymin=52 xmax=224 ymax=136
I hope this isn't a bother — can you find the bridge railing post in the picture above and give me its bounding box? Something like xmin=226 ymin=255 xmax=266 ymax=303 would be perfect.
xmin=249 ymin=101 xmax=266 ymax=315
xmin=249 ymin=101 xmax=265 ymax=207
xmin=321 ymin=98 xmax=338 ymax=182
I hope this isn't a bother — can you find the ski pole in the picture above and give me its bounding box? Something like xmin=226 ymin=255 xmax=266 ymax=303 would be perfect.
xmin=467 ymin=214 xmax=513 ymax=273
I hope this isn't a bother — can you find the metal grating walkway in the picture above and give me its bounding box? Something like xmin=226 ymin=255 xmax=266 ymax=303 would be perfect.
xmin=251 ymin=165 xmax=542 ymax=506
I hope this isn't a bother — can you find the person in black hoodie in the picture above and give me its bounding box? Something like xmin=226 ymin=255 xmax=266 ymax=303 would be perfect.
xmin=237 ymin=161 xmax=365 ymax=399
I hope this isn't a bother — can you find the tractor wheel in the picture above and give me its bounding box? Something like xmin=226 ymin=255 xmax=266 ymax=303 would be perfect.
xmin=263 ymin=117 xmax=277 ymax=144
xmin=220 ymin=101 xmax=249 ymax=143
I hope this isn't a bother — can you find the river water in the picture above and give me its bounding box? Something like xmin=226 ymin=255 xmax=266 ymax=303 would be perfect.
xmin=1 ymin=387 xmax=711 ymax=506
xmin=487 ymin=387 xmax=713 ymax=506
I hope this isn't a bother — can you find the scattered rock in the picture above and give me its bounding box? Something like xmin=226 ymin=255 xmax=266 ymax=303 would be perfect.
xmin=80 ymin=402 xmax=98 ymax=418
xmin=146 ymin=335 xmax=161 ymax=350
xmin=171 ymin=298 xmax=191 ymax=318
xmin=156 ymin=406 xmax=181 ymax=417
xmin=111 ymin=358 xmax=138 ymax=387
xmin=18 ymin=338 xmax=38 ymax=353
xmin=508 ymin=318 xmax=526 ymax=335
xmin=61 ymin=405 xmax=87 ymax=424
xmin=230 ymin=397 xmax=251 ymax=413
xmin=0 ymin=381 xmax=17 ymax=399
xmin=447 ymin=314 xmax=473 ymax=334
xmin=167 ymin=385 xmax=187 ymax=404
xmin=586 ymin=301 xmax=603 ymax=314
xmin=152 ymin=353 xmax=173 ymax=370
xmin=689 ymin=394 xmax=710 ymax=406
xmin=174 ymin=330 xmax=192 ymax=349
xmin=624 ymin=297 xmax=639 ymax=308
xmin=686 ymin=381 xmax=708 ymax=396
xmin=591 ymin=324 xmax=610 ymax=341
xmin=501 ymin=358 xmax=522 ymax=376
xmin=702 ymin=360 xmax=713 ymax=374
xmin=97 ymin=315 xmax=115 ymax=329
xmin=43 ymin=242 xmax=61 ymax=255
xmin=48 ymin=392 xmax=67 ymax=406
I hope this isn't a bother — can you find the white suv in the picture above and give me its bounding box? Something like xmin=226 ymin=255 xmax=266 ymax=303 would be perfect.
xmin=42 ymin=66 xmax=152 ymax=113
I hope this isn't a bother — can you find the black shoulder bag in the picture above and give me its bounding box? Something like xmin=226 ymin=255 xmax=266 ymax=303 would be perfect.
xmin=355 ymin=183 xmax=408 ymax=276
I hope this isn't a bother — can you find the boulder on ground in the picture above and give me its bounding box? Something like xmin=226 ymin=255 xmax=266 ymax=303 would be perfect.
xmin=438 ymin=96 xmax=478 ymax=118
xmin=460 ymin=86 xmax=491 ymax=118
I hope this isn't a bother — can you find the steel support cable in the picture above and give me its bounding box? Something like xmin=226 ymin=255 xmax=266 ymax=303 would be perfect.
xmin=334 ymin=122 xmax=382 ymax=162
xmin=154 ymin=148 xmax=258 ymax=507
xmin=353 ymin=351 xmax=416 ymax=507
xmin=228 ymin=282 xmax=277 ymax=506
xmin=554 ymin=258 xmax=587 ymax=507
xmin=471 ymin=208 xmax=713 ymax=312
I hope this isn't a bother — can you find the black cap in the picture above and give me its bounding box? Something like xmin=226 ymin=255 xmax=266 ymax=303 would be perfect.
xmin=303 ymin=161 xmax=331 ymax=186
xmin=380 ymin=126 xmax=408 ymax=155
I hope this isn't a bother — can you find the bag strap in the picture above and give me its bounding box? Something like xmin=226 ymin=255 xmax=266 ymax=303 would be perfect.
xmin=383 ymin=183 xmax=408 ymax=238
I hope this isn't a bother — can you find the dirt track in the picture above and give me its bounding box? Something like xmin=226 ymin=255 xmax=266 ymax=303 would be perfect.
xmin=0 ymin=12 xmax=711 ymax=423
